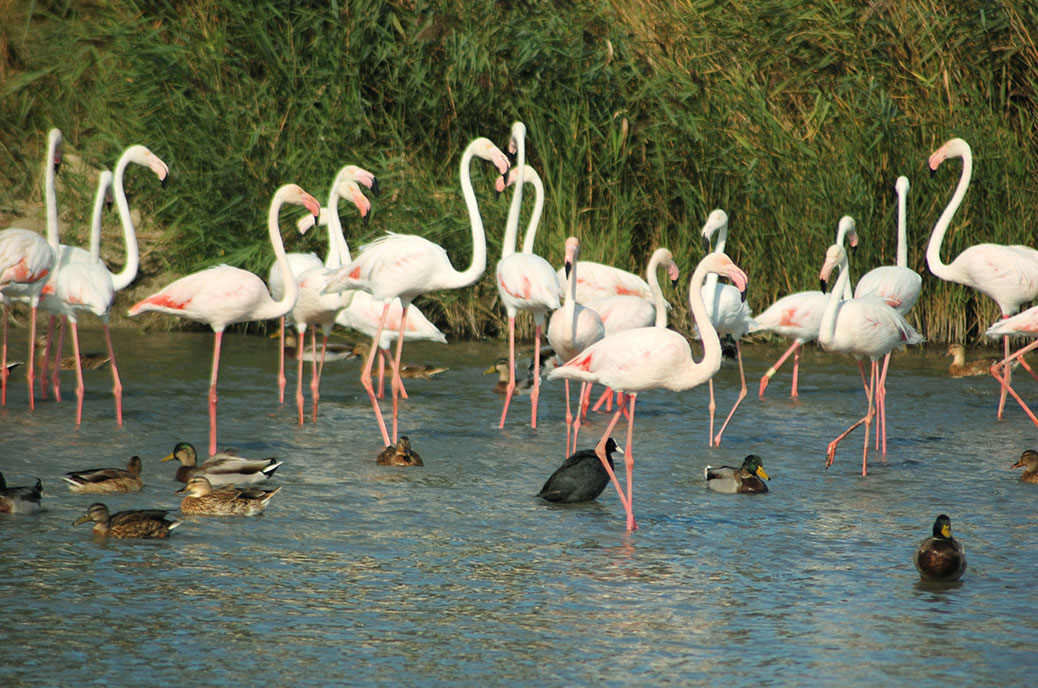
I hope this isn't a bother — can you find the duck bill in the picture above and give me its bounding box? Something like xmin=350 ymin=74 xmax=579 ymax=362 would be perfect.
xmin=756 ymin=467 xmax=770 ymax=480
xmin=160 ymin=453 xmax=176 ymax=463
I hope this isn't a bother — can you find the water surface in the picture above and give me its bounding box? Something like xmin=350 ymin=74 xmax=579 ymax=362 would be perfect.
xmin=2 ymin=330 xmax=1035 ymax=687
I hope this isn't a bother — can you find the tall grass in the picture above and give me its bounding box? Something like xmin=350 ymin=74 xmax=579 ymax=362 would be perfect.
xmin=1 ymin=0 xmax=1035 ymax=344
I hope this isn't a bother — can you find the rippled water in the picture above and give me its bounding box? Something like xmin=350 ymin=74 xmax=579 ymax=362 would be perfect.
xmin=2 ymin=330 xmax=1036 ymax=687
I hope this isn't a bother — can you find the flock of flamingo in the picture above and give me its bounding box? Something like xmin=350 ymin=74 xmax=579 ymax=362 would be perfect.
xmin=3 ymin=124 xmax=1038 ymax=532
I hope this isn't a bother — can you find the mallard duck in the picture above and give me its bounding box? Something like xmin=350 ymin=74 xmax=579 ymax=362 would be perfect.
xmin=704 ymin=455 xmax=770 ymax=494
xmin=73 ymin=502 xmax=182 ymax=538
xmin=351 ymin=342 xmax=448 ymax=379
xmin=0 ymin=471 xmax=43 ymax=514
xmin=160 ymin=442 xmax=283 ymax=486
xmin=945 ymin=344 xmax=999 ymax=377
xmin=376 ymin=436 xmax=424 ymax=466
xmin=61 ymin=456 xmax=143 ymax=493
xmin=176 ymin=476 xmax=281 ymax=515
xmin=35 ymin=335 xmax=110 ymax=370
xmin=914 ymin=514 xmax=967 ymax=581
xmin=484 ymin=357 xmax=530 ymax=396
xmin=1011 ymin=449 xmax=1038 ymax=483
xmin=537 ymin=437 xmax=621 ymax=503
xmin=279 ymin=333 xmax=354 ymax=362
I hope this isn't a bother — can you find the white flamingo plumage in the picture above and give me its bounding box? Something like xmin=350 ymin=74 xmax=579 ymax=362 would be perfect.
xmin=495 ymin=122 xmax=561 ymax=429
xmin=270 ymin=165 xmax=376 ymax=424
xmin=129 ymin=184 xmax=321 ymax=457
xmin=699 ymin=209 xmax=757 ymax=446
xmin=323 ymin=137 xmax=510 ymax=447
xmin=547 ymin=236 xmax=605 ymax=455
xmin=549 ymin=251 xmax=748 ymax=531
xmin=926 ymin=137 xmax=1038 ymax=420
xmin=753 ymin=209 xmax=860 ymax=399
xmin=817 ymin=218 xmax=924 ymax=476
xmin=0 ymin=128 xmax=62 ymax=408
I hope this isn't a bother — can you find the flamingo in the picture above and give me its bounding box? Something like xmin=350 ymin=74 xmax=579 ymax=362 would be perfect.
xmin=549 ymin=251 xmax=748 ymax=531
xmin=817 ymin=219 xmax=923 ymax=476
xmin=495 ymin=122 xmax=561 ymax=429
xmin=754 ymin=216 xmax=859 ymax=398
xmin=0 ymin=128 xmax=62 ymax=408
xmin=40 ymin=145 xmax=169 ymax=423
xmin=270 ymin=165 xmax=376 ymax=424
xmin=927 ymin=138 xmax=1038 ymax=419
xmin=323 ymin=137 xmax=510 ymax=447
xmin=555 ymin=255 xmax=655 ymax=304
xmin=852 ymin=176 xmax=921 ymax=449
xmin=985 ymin=307 xmax=1038 ymax=426
xmin=700 ymin=209 xmax=757 ymax=446
xmin=128 ymin=184 xmax=321 ymax=457
xmin=547 ymin=236 xmax=605 ymax=455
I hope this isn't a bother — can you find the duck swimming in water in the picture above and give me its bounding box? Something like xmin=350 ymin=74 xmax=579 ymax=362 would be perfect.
xmin=537 ymin=437 xmax=621 ymax=503
xmin=704 ymin=455 xmax=770 ymax=494
xmin=73 ymin=502 xmax=182 ymax=538
xmin=177 ymin=476 xmax=281 ymax=515
xmin=376 ymin=435 xmax=424 ymax=466
xmin=62 ymin=456 xmax=143 ymax=493
xmin=161 ymin=442 xmax=283 ymax=486
xmin=945 ymin=344 xmax=1000 ymax=378
xmin=1011 ymin=449 xmax=1038 ymax=484
xmin=0 ymin=471 xmax=43 ymax=514
xmin=914 ymin=514 xmax=966 ymax=581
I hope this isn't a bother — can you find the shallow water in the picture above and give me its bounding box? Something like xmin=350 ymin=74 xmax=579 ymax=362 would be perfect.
xmin=2 ymin=330 xmax=1036 ymax=687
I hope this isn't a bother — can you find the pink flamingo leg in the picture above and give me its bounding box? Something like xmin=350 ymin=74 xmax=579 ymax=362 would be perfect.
xmin=277 ymin=317 xmax=286 ymax=404
xmin=50 ymin=317 xmax=66 ymax=402
xmin=376 ymin=348 xmax=386 ymax=399
xmin=825 ymin=360 xmax=877 ymax=475
xmin=571 ymin=381 xmax=592 ymax=453
xmin=594 ymin=402 xmax=633 ymax=519
xmin=208 ymin=331 xmax=223 ymax=457
xmin=1 ymin=307 xmax=8 ymax=406
xmin=311 ymin=329 xmax=324 ymax=424
xmin=37 ymin=314 xmax=54 ymax=402
xmin=529 ymin=324 xmax=543 ymax=429
xmin=791 ymin=346 xmax=802 ymax=398
xmin=24 ymin=306 xmax=40 ymax=409
xmin=759 ymin=340 xmax=801 ymax=398
xmin=498 ymin=316 xmax=517 ymax=428
xmin=294 ymin=329 xmax=305 ymax=425
xmin=563 ymin=380 xmax=574 ymax=456
xmin=989 ymin=339 xmax=1038 ymax=426
xmin=875 ymin=353 xmax=890 ymax=453
xmin=389 ymin=304 xmax=411 ymax=443
xmin=714 ymin=341 xmax=748 ymax=446
xmin=621 ymin=394 xmax=638 ymax=531
xmin=997 ymin=333 xmax=1011 ymax=419
xmin=591 ymin=387 xmax=612 ymax=413
xmin=102 ymin=323 xmax=123 ymax=425
xmin=361 ymin=303 xmax=392 ymax=447
xmin=707 ymin=379 xmax=717 ymax=446
xmin=69 ymin=321 xmax=85 ymax=427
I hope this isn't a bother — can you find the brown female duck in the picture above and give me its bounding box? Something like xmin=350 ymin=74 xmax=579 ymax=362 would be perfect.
xmin=62 ymin=456 xmax=143 ymax=493
xmin=1011 ymin=449 xmax=1038 ymax=483
xmin=177 ymin=476 xmax=281 ymax=516
xmin=376 ymin=436 xmax=424 ymax=466
xmin=73 ymin=502 xmax=182 ymax=538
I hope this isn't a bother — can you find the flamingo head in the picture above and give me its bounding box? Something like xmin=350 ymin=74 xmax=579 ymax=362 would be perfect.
xmin=338 ymin=164 xmax=380 ymax=198
xmin=819 ymin=243 xmax=847 ymax=291
xmin=702 ymin=251 xmax=747 ymax=297
xmin=280 ymin=184 xmax=321 ymax=220
xmin=469 ymin=137 xmax=511 ymax=177
xmin=699 ymin=209 xmax=728 ymax=252
xmin=929 ymin=138 xmax=970 ymax=174
xmin=563 ymin=236 xmax=580 ymax=278
xmin=334 ymin=179 xmax=371 ymax=223
xmin=895 ymin=175 xmax=910 ymax=196
xmin=508 ymin=121 xmax=526 ymax=157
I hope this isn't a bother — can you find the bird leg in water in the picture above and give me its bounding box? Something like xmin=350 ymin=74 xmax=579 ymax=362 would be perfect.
xmin=498 ymin=316 xmax=517 ymax=428
xmin=0 ymin=308 xmax=8 ymax=405
xmin=294 ymin=330 xmax=306 ymax=426
xmin=595 ymin=399 xmax=634 ymax=529
xmin=361 ymin=303 xmax=393 ymax=448
xmin=389 ymin=304 xmax=412 ymax=444
xmin=208 ymin=331 xmax=224 ymax=457
xmin=990 ymin=338 xmax=1038 ymax=428
xmin=713 ymin=340 xmax=748 ymax=446
xmin=825 ymin=359 xmax=877 ymax=476
xmin=310 ymin=328 xmax=321 ymax=424
xmin=529 ymin=324 xmax=544 ymax=429
xmin=277 ymin=317 xmax=287 ymax=405
xmin=70 ymin=321 xmax=85 ymax=427
xmin=758 ymin=340 xmax=801 ymax=399
xmin=102 ymin=323 xmax=123 ymax=425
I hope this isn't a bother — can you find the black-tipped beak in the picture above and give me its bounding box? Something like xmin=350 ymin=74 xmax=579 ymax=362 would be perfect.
xmin=671 ymin=278 xmax=679 ymax=288
xmin=850 ymin=244 xmax=857 ymax=255
xmin=564 ymin=262 xmax=572 ymax=279
xmin=701 ymin=236 xmax=711 ymax=252
xmin=371 ymin=177 xmax=381 ymax=198
xmin=363 ymin=209 xmax=371 ymax=225
xmin=506 ymin=146 xmax=517 ymax=165
xmin=161 ymin=174 xmax=170 ymax=189
xmin=820 ymin=278 xmax=828 ymax=292
xmin=741 ymin=284 xmax=748 ymax=302
xmin=929 ymin=166 xmax=936 ymax=178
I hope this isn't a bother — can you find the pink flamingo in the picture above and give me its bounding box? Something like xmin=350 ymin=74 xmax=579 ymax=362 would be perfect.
xmin=754 ymin=217 xmax=859 ymax=398
xmin=853 ymin=175 xmax=921 ymax=451
xmin=129 ymin=184 xmax=321 ymax=457
xmin=547 ymin=237 xmax=605 ymax=455
xmin=495 ymin=122 xmax=561 ymax=429
xmin=555 ymin=256 xmax=654 ymax=304
xmin=985 ymin=308 xmax=1038 ymax=426
xmin=927 ymin=138 xmax=1038 ymax=419
xmin=549 ymin=251 xmax=748 ymax=531
xmin=700 ymin=209 xmax=757 ymax=446
xmin=40 ymin=145 xmax=169 ymax=423
xmin=323 ymin=137 xmax=510 ymax=447
xmin=270 ymin=165 xmax=376 ymax=424
xmin=817 ymin=219 xmax=923 ymax=476
xmin=0 ymin=128 xmax=62 ymax=408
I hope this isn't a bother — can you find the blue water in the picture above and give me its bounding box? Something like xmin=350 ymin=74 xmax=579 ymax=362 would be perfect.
xmin=2 ymin=330 xmax=1036 ymax=687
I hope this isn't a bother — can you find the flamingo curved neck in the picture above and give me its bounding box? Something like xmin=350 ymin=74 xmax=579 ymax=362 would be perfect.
xmin=896 ymin=182 xmax=909 ymax=268
xmin=819 ymin=252 xmax=851 ymax=349
xmin=680 ymin=259 xmax=725 ymax=387
xmin=519 ymin=169 xmax=545 ymax=255
xmin=646 ymin=250 xmax=668 ymax=328
xmin=926 ymin=146 xmax=972 ymax=282
xmin=89 ymin=173 xmax=112 ymax=263
xmin=325 ymin=185 xmax=349 ymax=270
xmin=703 ymin=221 xmax=729 ymax=315
xmin=264 ymin=189 xmax=299 ymax=320
xmin=110 ymin=151 xmax=142 ymax=291
xmin=501 ymin=127 xmax=525 ymax=260
xmin=452 ymin=143 xmax=489 ymax=289
xmin=44 ymin=133 xmax=61 ymax=250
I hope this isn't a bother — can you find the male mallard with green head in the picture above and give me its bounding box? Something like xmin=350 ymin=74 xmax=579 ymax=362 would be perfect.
xmin=704 ymin=455 xmax=770 ymax=493
xmin=161 ymin=442 xmax=283 ymax=486
xmin=914 ymin=514 xmax=966 ymax=582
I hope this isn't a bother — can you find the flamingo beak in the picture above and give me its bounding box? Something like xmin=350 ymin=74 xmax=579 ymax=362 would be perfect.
xmin=701 ymin=236 xmax=711 ymax=253
xmin=564 ymin=261 xmax=572 ymax=279
xmin=370 ymin=177 xmax=381 ymax=198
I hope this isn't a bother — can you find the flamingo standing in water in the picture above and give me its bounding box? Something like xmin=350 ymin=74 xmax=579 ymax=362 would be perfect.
xmin=549 ymin=251 xmax=748 ymax=531
xmin=547 ymin=237 xmax=605 ymax=456
xmin=985 ymin=308 xmax=1038 ymax=426
xmin=270 ymin=165 xmax=376 ymax=424
xmin=495 ymin=122 xmax=560 ymax=429
xmin=817 ymin=218 xmax=923 ymax=476
xmin=40 ymin=145 xmax=169 ymax=424
xmin=129 ymin=184 xmax=321 ymax=457
xmin=699 ymin=209 xmax=757 ymax=446
xmin=927 ymin=138 xmax=1038 ymax=419
xmin=754 ymin=218 xmax=859 ymax=399
xmin=323 ymin=137 xmax=510 ymax=447
xmin=0 ymin=128 xmax=62 ymax=408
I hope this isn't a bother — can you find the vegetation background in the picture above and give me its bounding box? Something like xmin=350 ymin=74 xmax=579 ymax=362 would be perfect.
xmin=1 ymin=0 xmax=1035 ymax=345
